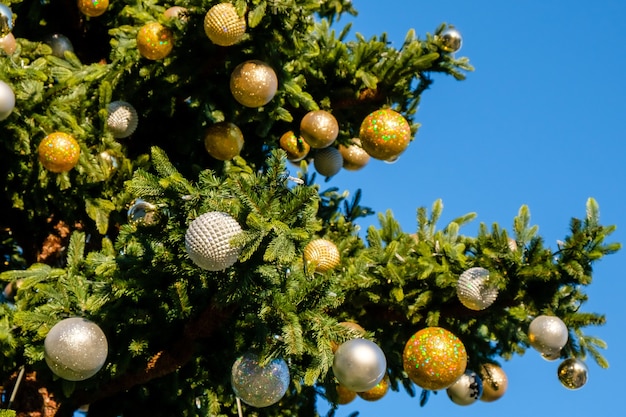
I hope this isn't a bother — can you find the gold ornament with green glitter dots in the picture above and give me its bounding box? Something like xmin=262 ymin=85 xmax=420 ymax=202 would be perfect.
xmin=77 ymin=0 xmax=109 ymax=17
xmin=137 ymin=22 xmax=173 ymax=60
xmin=403 ymin=327 xmax=467 ymax=391
xmin=359 ymin=108 xmax=411 ymax=161
xmin=38 ymin=132 xmax=81 ymax=173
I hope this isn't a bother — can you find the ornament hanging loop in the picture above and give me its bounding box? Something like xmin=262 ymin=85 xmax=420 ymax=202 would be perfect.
xmin=236 ymin=397 xmax=244 ymax=417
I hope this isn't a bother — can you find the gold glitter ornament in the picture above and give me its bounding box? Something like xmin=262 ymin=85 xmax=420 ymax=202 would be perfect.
xmin=203 ymin=122 xmax=244 ymax=161
xmin=38 ymin=132 xmax=81 ymax=173
xmin=77 ymin=0 xmax=109 ymax=18
xmin=359 ymin=109 xmax=411 ymax=160
xmin=478 ymin=363 xmax=508 ymax=402
xmin=300 ymin=110 xmax=339 ymax=149
xmin=303 ymin=238 xmax=340 ymax=273
xmin=358 ymin=375 xmax=389 ymax=401
xmin=403 ymin=327 xmax=467 ymax=391
xmin=230 ymin=60 xmax=278 ymax=108
xmin=338 ymin=138 xmax=370 ymax=171
xmin=557 ymin=358 xmax=588 ymax=390
xmin=137 ymin=22 xmax=173 ymax=60
xmin=335 ymin=384 xmax=357 ymax=405
xmin=204 ymin=3 xmax=246 ymax=46
xmin=279 ymin=131 xmax=310 ymax=162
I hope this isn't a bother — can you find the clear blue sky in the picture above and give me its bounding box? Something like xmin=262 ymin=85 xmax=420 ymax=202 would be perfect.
xmin=311 ymin=1 xmax=626 ymax=416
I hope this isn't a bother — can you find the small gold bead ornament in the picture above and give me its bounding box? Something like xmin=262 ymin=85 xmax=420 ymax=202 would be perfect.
xmin=204 ymin=3 xmax=247 ymax=46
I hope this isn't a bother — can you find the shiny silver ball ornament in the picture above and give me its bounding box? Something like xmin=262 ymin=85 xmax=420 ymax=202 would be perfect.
xmin=44 ymin=33 xmax=74 ymax=58
xmin=439 ymin=27 xmax=462 ymax=53
xmin=447 ymin=370 xmax=483 ymax=406
xmin=557 ymin=358 xmax=588 ymax=390
xmin=313 ymin=147 xmax=343 ymax=177
xmin=0 ymin=4 xmax=14 ymax=38
xmin=231 ymin=352 xmax=290 ymax=408
xmin=456 ymin=267 xmax=498 ymax=310
xmin=185 ymin=211 xmax=243 ymax=271
xmin=107 ymin=101 xmax=139 ymax=138
xmin=44 ymin=317 xmax=108 ymax=381
xmin=0 ymin=80 xmax=15 ymax=121
xmin=127 ymin=199 xmax=160 ymax=227
xmin=528 ymin=315 xmax=568 ymax=356
xmin=332 ymin=339 xmax=387 ymax=392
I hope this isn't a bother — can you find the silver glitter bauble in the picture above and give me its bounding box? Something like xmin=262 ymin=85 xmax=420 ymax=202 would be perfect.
xmin=127 ymin=199 xmax=160 ymax=227
xmin=107 ymin=101 xmax=139 ymax=138
xmin=44 ymin=33 xmax=74 ymax=58
xmin=332 ymin=339 xmax=387 ymax=392
xmin=313 ymin=147 xmax=343 ymax=178
xmin=0 ymin=80 xmax=15 ymax=121
xmin=439 ymin=27 xmax=462 ymax=53
xmin=185 ymin=211 xmax=243 ymax=271
xmin=0 ymin=4 xmax=14 ymax=38
xmin=447 ymin=370 xmax=483 ymax=406
xmin=456 ymin=267 xmax=498 ymax=310
xmin=44 ymin=317 xmax=108 ymax=381
xmin=528 ymin=315 xmax=568 ymax=356
xmin=557 ymin=358 xmax=588 ymax=390
xmin=231 ymin=352 xmax=290 ymax=408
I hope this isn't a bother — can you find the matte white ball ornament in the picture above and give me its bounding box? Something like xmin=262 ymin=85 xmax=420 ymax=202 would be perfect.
xmin=185 ymin=211 xmax=243 ymax=271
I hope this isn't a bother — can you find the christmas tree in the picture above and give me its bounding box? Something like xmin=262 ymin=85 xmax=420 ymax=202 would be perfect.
xmin=0 ymin=1 xmax=620 ymax=416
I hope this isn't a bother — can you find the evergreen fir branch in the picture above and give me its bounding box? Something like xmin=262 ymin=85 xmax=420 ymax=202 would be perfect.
xmin=65 ymin=232 xmax=85 ymax=272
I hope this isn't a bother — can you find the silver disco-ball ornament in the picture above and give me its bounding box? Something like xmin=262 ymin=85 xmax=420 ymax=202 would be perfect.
xmin=439 ymin=27 xmax=462 ymax=53
xmin=313 ymin=147 xmax=343 ymax=177
xmin=456 ymin=267 xmax=498 ymax=310
xmin=185 ymin=211 xmax=243 ymax=271
xmin=44 ymin=317 xmax=108 ymax=381
xmin=231 ymin=352 xmax=290 ymax=408
xmin=332 ymin=338 xmax=387 ymax=392
xmin=107 ymin=101 xmax=139 ymax=138
xmin=557 ymin=358 xmax=588 ymax=390
xmin=528 ymin=315 xmax=568 ymax=356
xmin=447 ymin=370 xmax=483 ymax=406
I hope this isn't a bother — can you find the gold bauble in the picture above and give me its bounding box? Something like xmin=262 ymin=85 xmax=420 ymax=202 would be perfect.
xmin=204 ymin=3 xmax=246 ymax=46
xmin=331 ymin=321 xmax=367 ymax=353
xmin=77 ymin=0 xmax=109 ymax=17
xmin=137 ymin=22 xmax=173 ymax=60
xmin=230 ymin=60 xmax=278 ymax=108
xmin=359 ymin=109 xmax=411 ymax=160
xmin=38 ymin=132 xmax=81 ymax=173
xmin=300 ymin=110 xmax=339 ymax=149
xmin=303 ymin=238 xmax=340 ymax=273
xmin=0 ymin=33 xmax=16 ymax=55
xmin=203 ymin=122 xmax=244 ymax=161
xmin=279 ymin=131 xmax=310 ymax=161
xmin=335 ymin=384 xmax=357 ymax=405
xmin=164 ymin=6 xmax=188 ymax=21
xmin=478 ymin=363 xmax=508 ymax=402
xmin=338 ymin=138 xmax=370 ymax=171
xmin=358 ymin=376 xmax=389 ymax=401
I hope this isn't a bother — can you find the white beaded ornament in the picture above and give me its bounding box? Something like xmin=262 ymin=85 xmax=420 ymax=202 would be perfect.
xmin=185 ymin=211 xmax=243 ymax=271
xmin=107 ymin=101 xmax=139 ymax=138
xmin=456 ymin=267 xmax=498 ymax=310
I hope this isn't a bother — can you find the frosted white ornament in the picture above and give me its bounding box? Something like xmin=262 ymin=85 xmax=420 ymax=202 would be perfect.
xmin=107 ymin=101 xmax=139 ymax=138
xmin=185 ymin=211 xmax=243 ymax=271
xmin=456 ymin=267 xmax=498 ymax=310
xmin=0 ymin=80 xmax=15 ymax=121
xmin=313 ymin=147 xmax=343 ymax=177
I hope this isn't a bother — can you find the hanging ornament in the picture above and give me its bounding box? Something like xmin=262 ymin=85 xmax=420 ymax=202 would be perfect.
xmin=230 ymin=60 xmax=278 ymax=108
xmin=98 ymin=150 xmax=119 ymax=176
xmin=313 ymin=147 xmax=343 ymax=177
xmin=446 ymin=370 xmax=483 ymax=406
xmin=164 ymin=6 xmax=188 ymax=21
xmin=557 ymin=358 xmax=588 ymax=390
xmin=0 ymin=33 xmax=16 ymax=55
xmin=332 ymin=338 xmax=387 ymax=392
xmin=334 ymin=384 xmax=357 ymax=405
xmin=359 ymin=109 xmax=411 ymax=160
xmin=300 ymin=110 xmax=339 ymax=149
xmin=77 ymin=0 xmax=109 ymax=18
xmin=136 ymin=22 xmax=173 ymax=60
xmin=507 ymin=237 xmax=518 ymax=251
xmin=338 ymin=139 xmax=370 ymax=171
xmin=403 ymin=327 xmax=467 ymax=391
xmin=44 ymin=33 xmax=74 ymax=58
xmin=439 ymin=27 xmax=463 ymax=53
xmin=279 ymin=131 xmax=310 ymax=162
xmin=528 ymin=315 xmax=568 ymax=357
xmin=456 ymin=267 xmax=498 ymax=310
xmin=357 ymin=375 xmax=389 ymax=401
xmin=331 ymin=321 xmax=367 ymax=352
xmin=303 ymin=238 xmax=340 ymax=273
xmin=127 ymin=199 xmax=161 ymax=227
xmin=204 ymin=3 xmax=246 ymax=46
xmin=541 ymin=350 xmax=561 ymax=362
xmin=230 ymin=352 xmax=290 ymax=408
xmin=0 ymin=80 xmax=15 ymax=121
xmin=185 ymin=211 xmax=243 ymax=271
xmin=107 ymin=101 xmax=139 ymax=139
xmin=0 ymin=4 xmax=14 ymax=37
xmin=203 ymin=121 xmax=244 ymax=161
xmin=478 ymin=363 xmax=508 ymax=402
xmin=38 ymin=132 xmax=81 ymax=173
xmin=44 ymin=317 xmax=108 ymax=381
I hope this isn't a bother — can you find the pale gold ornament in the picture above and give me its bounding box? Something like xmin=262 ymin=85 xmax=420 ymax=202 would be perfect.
xmin=0 ymin=33 xmax=16 ymax=55
xmin=204 ymin=122 xmax=244 ymax=161
xmin=303 ymin=238 xmax=340 ymax=273
xmin=300 ymin=110 xmax=339 ymax=149
xmin=279 ymin=131 xmax=310 ymax=161
xmin=204 ymin=3 xmax=246 ymax=46
xmin=479 ymin=363 xmax=508 ymax=402
xmin=77 ymin=0 xmax=109 ymax=18
xmin=338 ymin=138 xmax=370 ymax=171
xmin=335 ymin=384 xmax=357 ymax=405
xmin=230 ymin=60 xmax=278 ymax=108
